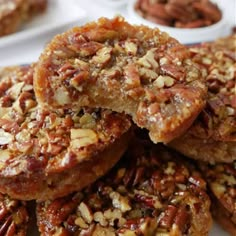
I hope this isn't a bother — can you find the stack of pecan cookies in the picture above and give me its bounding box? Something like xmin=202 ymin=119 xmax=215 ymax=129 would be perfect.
xmin=0 ymin=17 xmax=235 ymax=235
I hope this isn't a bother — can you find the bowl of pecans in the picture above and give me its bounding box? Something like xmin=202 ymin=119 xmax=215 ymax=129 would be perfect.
xmin=128 ymin=0 xmax=229 ymax=44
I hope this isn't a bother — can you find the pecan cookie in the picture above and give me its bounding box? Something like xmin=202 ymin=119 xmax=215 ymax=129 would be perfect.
xmin=0 ymin=65 xmax=131 ymax=200
xmin=0 ymin=193 xmax=29 ymax=236
xmin=36 ymin=138 xmax=212 ymax=236
xmin=170 ymin=34 xmax=236 ymax=163
xmin=199 ymin=162 xmax=236 ymax=235
xmin=0 ymin=0 xmax=47 ymax=37
xmin=0 ymin=0 xmax=28 ymax=36
xmin=34 ymin=16 xmax=207 ymax=144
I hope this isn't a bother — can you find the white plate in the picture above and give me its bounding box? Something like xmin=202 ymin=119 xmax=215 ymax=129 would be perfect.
xmin=97 ymin=0 xmax=127 ymax=8
xmin=0 ymin=0 xmax=86 ymax=48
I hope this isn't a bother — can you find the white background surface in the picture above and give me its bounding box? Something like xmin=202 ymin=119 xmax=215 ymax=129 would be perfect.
xmin=0 ymin=0 xmax=235 ymax=235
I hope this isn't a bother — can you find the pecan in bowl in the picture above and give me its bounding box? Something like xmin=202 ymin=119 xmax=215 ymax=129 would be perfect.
xmin=134 ymin=0 xmax=222 ymax=28
xmin=0 ymin=193 xmax=29 ymax=236
xmin=0 ymin=65 xmax=131 ymax=200
xmin=36 ymin=137 xmax=212 ymax=236
xmin=199 ymin=161 xmax=236 ymax=235
xmin=169 ymin=34 xmax=236 ymax=163
xmin=34 ymin=16 xmax=207 ymax=144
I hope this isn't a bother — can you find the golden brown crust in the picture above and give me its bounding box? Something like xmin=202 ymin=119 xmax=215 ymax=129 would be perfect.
xmin=169 ymin=133 xmax=236 ymax=163
xmin=0 ymin=193 xmax=29 ymax=236
xmin=0 ymin=65 xmax=131 ymax=200
xmin=0 ymin=131 xmax=131 ymax=201
xmin=169 ymin=34 xmax=236 ymax=163
xmin=36 ymin=138 xmax=212 ymax=236
xmin=34 ymin=16 xmax=207 ymax=144
xmin=199 ymin=162 xmax=236 ymax=235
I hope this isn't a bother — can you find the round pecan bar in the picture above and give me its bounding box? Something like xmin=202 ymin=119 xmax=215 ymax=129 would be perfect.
xmin=36 ymin=139 xmax=212 ymax=236
xmin=169 ymin=34 xmax=236 ymax=163
xmin=0 ymin=0 xmax=28 ymax=36
xmin=199 ymin=162 xmax=236 ymax=235
xmin=34 ymin=16 xmax=207 ymax=144
xmin=0 ymin=193 xmax=29 ymax=236
xmin=0 ymin=65 xmax=131 ymax=200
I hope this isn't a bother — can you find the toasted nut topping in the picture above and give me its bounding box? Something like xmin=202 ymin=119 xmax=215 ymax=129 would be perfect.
xmin=137 ymin=49 xmax=159 ymax=69
xmin=109 ymin=192 xmax=131 ymax=213
xmin=94 ymin=211 xmax=108 ymax=227
xmin=70 ymin=128 xmax=98 ymax=149
xmin=78 ymin=202 xmax=93 ymax=224
xmin=90 ymin=47 xmax=112 ymax=66
xmin=124 ymin=41 xmax=138 ymax=55
xmin=54 ymin=87 xmax=71 ymax=105
xmin=0 ymin=150 xmax=11 ymax=167
xmin=0 ymin=129 xmax=13 ymax=145
xmin=154 ymin=75 xmax=175 ymax=88
xmin=74 ymin=217 xmax=88 ymax=229
xmin=8 ymin=82 xmax=24 ymax=100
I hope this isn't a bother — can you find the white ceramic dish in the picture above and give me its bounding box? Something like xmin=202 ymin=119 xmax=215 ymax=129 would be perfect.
xmin=0 ymin=0 xmax=86 ymax=48
xmin=98 ymin=0 xmax=127 ymax=8
xmin=127 ymin=0 xmax=231 ymax=44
